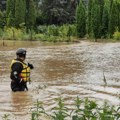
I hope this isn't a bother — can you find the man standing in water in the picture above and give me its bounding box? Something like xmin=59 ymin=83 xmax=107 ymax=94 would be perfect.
xmin=10 ymin=48 xmax=34 ymax=92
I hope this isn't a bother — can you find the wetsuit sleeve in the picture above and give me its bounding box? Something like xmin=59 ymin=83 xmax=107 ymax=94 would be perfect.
xmin=10 ymin=62 xmax=23 ymax=83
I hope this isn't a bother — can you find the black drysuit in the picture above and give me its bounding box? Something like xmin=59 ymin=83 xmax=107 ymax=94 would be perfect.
xmin=10 ymin=58 xmax=33 ymax=92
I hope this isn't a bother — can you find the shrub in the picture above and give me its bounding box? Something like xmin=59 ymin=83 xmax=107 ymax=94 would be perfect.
xmin=37 ymin=25 xmax=47 ymax=34
xmin=113 ymin=31 xmax=120 ymax=40
xmin=48 ymin=25 xmax=59 ymax=36
xmin=3 ymin=27 xmax=24 ymax=40
xmin=0 ymin=24 xmax=77 ymax=42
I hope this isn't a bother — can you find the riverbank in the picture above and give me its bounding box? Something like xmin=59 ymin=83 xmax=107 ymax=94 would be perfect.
xmin=0 ymin=38 xmax=119 ymax=48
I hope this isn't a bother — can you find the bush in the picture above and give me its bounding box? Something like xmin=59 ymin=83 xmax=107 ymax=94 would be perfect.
xmin=113 ymin=31 xmax=120 ymax=40
xmin=48 ymin=25 xmax=59 ymax=36
xmin=36 ymin=24 xmax=76 ymax=42
xmin=0 ymin=24 xmax=77 ymax=42
xmin=37 ymin=25 xmax=47 ymax=34
xmin=2 ymin=27 xmax=24 ymax=40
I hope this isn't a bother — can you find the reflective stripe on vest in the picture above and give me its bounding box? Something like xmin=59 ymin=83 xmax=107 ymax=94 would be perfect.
xmin=10 ymin=59 xmax=30 ymax=82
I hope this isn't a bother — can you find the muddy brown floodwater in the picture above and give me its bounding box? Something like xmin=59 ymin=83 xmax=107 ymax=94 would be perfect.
xmin=0 ymin=40 xmax=120 ymax=120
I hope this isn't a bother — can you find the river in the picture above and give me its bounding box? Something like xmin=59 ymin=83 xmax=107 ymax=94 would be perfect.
xmin=0 ymin=40 xmax=120 ymax=120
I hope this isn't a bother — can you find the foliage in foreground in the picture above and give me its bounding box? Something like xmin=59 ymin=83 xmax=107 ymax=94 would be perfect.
xmin=30 ymin=97 xmax=120 ymax=120
xmin=1 ymin=97 xmax=120 ymax=120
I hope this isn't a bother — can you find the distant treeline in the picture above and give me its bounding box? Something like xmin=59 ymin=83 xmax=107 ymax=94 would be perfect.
xmin=76 ymin=0 xmax=120 ymax=40
xmin=0 ymin=0 xmax=78 ymax=29
xmin=0 ymin=0 xmax=120 ymax=41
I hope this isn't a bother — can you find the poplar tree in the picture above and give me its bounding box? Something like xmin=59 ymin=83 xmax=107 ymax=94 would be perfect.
xmin=108 ymin=0 xmax=119 ymax=37
xmin=99 ymin=0 xmax=104 ymax=21
xmin=26 ymin=0 xmax=36 ymax=29
xmin=101 ymin=1 xmax=109 ymax=38
xmin=76 ymin=0 xmax=86 ymax=38
xmin=6 ymin=0 xmax=15 ymax=27
xmin=15 ymin=0 xmax=26 ymax=27
xmin=7 ymin=12 xmax=15 ymax=27
xmin=117 ymin=0 xmax=120 ymax=31
xmin=0 ymin=11 xmax=3 ymax=28
xmin=98 ymin=0 xmax=104 ymax=37
xmin=87 ymin=0 xmax=93 ymax=37
xmin=91 ymin=0 xmax=101 ymax=41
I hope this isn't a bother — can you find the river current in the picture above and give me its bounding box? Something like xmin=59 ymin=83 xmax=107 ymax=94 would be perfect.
xmin=0 ymin=40 xmax=120 ymax=119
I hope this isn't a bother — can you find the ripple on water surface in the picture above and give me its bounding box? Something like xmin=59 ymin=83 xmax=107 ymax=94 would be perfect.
xmin=0 ymin=41 xmax=120 ymax=119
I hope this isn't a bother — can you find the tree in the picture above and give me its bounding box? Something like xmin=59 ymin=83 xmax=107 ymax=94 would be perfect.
xmin=91 ymin=0 xmax=101 ymax=41
xmin=7 ymin=11 xmax=15 ymax=27
xmin=108 ymin=0 xmax=120 ymax=37
xmin=117 ymin=0 xmax=120 ymax=31
xmin=98 ymin=0 xmax=104 ymax=37
xmin=15 ymin=0 xmax=26 ymax=27
xmin=38 ymin=0 xmax=78 ymax=25
xmin=0 ymin=11 xmax=3 ymax=28
xmin=76 ymin=0 xmax=86 ymax=38
xmin=0 ymin=11 xmax=7 ymax=29
xmin=26 ymin=0 xmax=36 ymax=30
xmin=6 ymin=0 xmax=15 ymax=27
xmin=87 ymin=0 xmax=93 ymax=37
xmin=101 ymin=0 xmax=109 ymax=38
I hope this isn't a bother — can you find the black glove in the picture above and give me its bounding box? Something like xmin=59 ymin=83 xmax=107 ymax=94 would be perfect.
xmin=28 ymin=63 xmax=34 ymax=69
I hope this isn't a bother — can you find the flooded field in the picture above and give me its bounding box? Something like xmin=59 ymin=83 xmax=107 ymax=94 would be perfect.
xmin=0 ymin=40 xmax=120 ymax=120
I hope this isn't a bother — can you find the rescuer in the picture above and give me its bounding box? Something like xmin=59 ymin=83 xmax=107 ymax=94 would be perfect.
xmin=10 ymin=48 xmax=34 ymax=92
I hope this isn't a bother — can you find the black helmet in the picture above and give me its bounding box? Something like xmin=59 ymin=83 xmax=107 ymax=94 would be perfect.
xmin=16 ymin=48 xmax=26 ymax=57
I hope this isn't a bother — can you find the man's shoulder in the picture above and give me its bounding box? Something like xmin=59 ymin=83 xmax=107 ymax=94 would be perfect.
xmin=11 ymin=59 xmax=23 ymax=67
xmin=11 ymin=59 xmax=23 ymax=64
